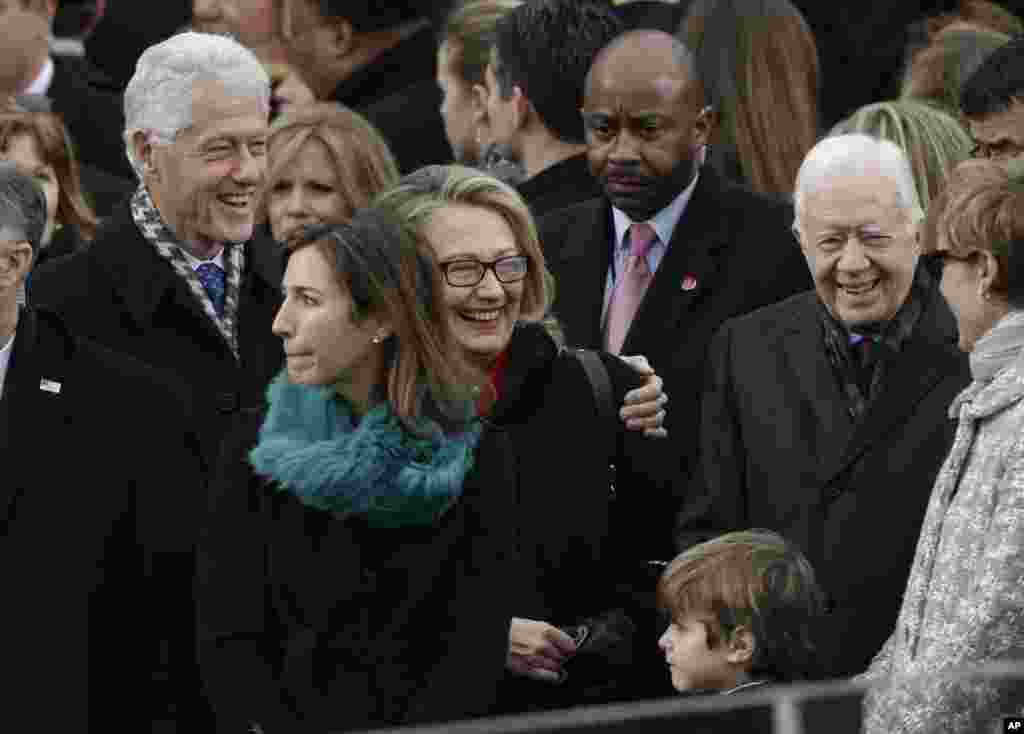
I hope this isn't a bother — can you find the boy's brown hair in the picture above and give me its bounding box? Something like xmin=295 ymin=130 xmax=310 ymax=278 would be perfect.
xmin=657 ymin=529 xmax=825 ymax=682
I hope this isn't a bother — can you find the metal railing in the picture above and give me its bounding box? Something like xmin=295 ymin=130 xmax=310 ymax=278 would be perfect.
xmin=361 ymin=661 xmax=1024 ymax=734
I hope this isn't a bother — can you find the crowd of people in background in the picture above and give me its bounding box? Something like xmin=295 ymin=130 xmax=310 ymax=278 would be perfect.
xmin=0 ymin=0 xmax=1023 ymax=732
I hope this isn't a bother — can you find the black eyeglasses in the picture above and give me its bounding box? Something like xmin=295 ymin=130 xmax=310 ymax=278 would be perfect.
xmin=439 ymin=255 xmax=530 ymax=287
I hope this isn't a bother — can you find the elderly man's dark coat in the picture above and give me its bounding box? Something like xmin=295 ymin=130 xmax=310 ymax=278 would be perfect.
xmin=0 ymin=306 xmax=203 ymax=731
xmin=29 ymin=198 xmax=284 ymax=472
xmin=680 ymin=282 xmax=971 ymax=677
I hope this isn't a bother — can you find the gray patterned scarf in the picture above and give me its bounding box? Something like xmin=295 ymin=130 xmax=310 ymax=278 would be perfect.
xmin=130 ymin=184 xmax=245 ymax=360
xmin=968 ymin=309 xmax=1024 ymax=384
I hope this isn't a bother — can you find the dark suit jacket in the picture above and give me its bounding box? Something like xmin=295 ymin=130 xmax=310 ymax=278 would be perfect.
xmin=361 ymin=79 xmax=454 ymax=174
xmin=538 ymin=168 xmax=812 ymax=561
xmin=0 ymin=306 xmax=203 ymax=731
xmin=682 ymin=281 xmax=970 ymax=677
xmin=29 ymin=198 xmax=285 ymax=472
xmin=78 ymin=162 xmax=134 ymax=218
xmin=50 ymin=54 xmax=134 ymax=179
xmin=516 ymin=153 xmax=602 ymax=219
xmin=341 ymin=27 xmax=453 ymax=174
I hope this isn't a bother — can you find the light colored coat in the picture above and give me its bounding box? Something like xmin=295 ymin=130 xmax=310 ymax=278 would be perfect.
xmin=862 ymin=347 xmax=1024 ymax=733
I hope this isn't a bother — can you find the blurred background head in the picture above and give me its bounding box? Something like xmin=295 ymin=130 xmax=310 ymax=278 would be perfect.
xmin=680 ymin=0 xmax=820 ymax=197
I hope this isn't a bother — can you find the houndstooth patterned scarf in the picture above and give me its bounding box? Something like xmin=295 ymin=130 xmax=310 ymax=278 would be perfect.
xmin=130 ymin=184 xmax=245 ymax=360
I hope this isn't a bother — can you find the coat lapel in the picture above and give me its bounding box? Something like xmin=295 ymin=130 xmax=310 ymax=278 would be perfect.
xmin=0 ymin=308 xmax=72 ymax=535
xmin=825 ymin=286 xmax=963 ymax=485
xmin=91 ymin=203 xmax=238 ymax=354
xmin=620 ymin=170 xmax=729 ymax=356
xmin=781 ymin=299 xmax=854 ymax=472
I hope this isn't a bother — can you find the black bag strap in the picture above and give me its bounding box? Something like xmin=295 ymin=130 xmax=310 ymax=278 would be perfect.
xmin=567 ymin=348 xmax=618 ymax=497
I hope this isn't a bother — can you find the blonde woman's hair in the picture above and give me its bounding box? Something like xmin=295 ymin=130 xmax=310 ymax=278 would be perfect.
xmin=373 ymin=164 xmax=554 ymax=326
xmin=264 ymin=102 xmax=400 ymax=231
xmin=829 ymin=99 xmax=972 ymax=211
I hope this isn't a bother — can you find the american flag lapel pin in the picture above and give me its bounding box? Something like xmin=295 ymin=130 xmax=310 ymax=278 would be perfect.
xmin=681 ymin=274 xmax=698 ymax=291
xmin=39 ymin=378 xmax=62 ymax=394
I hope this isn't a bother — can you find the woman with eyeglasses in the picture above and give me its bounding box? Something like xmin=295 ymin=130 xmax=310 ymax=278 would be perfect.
xmin=376 ymin=165 xmax=672 ymax=711
xmin=862 ymin=158 xmax=1024 ymax=733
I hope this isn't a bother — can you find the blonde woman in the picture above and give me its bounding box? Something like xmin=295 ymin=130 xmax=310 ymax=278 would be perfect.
xmin=264 ymin=102 xmax=400 ymax=242
xmin=830 ymin=99 xmax=973 ymax=211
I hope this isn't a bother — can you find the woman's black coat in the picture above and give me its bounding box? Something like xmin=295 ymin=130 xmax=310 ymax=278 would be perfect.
xmin=198 ymin=403 xmax=519 ymax=733
xmin=487 ymin=323 xmax=670 ymax=708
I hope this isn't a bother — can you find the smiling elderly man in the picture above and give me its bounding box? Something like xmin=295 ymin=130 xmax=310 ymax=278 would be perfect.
xmin=28 ymin=31 xmax=284 ymax=729
xmin=678 ymin=134 xmax=972 ymax=678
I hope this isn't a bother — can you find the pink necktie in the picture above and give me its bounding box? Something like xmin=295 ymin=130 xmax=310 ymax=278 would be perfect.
xmin=605 ymin=222 xmax=656 ymax=355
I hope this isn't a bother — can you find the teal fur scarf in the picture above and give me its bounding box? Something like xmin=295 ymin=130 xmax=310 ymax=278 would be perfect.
xmin=250 ymin=372 xmax=483 ymax=528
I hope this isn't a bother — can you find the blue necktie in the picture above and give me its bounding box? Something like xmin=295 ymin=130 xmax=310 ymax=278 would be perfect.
xmin=196 ymin=262 xmax=226 ymax=317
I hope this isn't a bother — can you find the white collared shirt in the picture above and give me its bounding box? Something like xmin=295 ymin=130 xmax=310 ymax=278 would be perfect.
xmin=23 ymin=57 xmax=55 ymax=97
xmin=178 ymin=246 xmax=226 ymax=273
xmin=601 ymin=170 xmax=701 ymax=324
xmin=0 ymin=329 xmax=16 ymax=400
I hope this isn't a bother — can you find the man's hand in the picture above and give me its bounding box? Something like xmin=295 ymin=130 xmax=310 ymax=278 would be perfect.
xmin=619 ymin=354 xmax=668 ymax=438
xmin=506 ymin=617 xmax=577 ymax=683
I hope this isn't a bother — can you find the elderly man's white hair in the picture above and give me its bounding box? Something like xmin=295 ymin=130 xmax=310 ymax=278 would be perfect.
xmin=793 ymin=133 xmax=924 ymax=236
xmin=123 ymin=32 xmax=270 ymax=178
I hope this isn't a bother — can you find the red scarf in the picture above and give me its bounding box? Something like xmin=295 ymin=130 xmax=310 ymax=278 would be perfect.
xmin=477 ymin=350 xmax=508 ymax=416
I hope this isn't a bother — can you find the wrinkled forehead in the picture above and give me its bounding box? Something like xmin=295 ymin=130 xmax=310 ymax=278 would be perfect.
xmin=799 ymin=171 xmax=909 ymax=225
xmin=583 ymin=70 xmax=693 ymax=114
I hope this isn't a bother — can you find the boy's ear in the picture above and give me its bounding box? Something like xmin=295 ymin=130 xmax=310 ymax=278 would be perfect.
xmin=325 ymin=16 xmax=355 ymax=60
xmin=725 ymin=625 xmax=756 ymax=666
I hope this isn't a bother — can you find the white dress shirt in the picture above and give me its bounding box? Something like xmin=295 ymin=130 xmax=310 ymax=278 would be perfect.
xmin=23 ymin=57 xmax=55 ymax=96
xmin=179 ymin=246 xmax=226 ymax=272
xmin=0 ymin=329 xmax=16 ymax=400
xmin=601 ymin=170 xmax=701 ymax=325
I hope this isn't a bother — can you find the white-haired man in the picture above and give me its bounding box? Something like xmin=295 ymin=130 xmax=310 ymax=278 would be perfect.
xmin=29 ymin=31 xmax=284 ymax=729
xmin=677 ymin=133 xmax=971 ymax=678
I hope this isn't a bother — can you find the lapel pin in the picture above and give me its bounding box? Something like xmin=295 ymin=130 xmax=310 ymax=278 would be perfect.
xmin=681 ymin=274 xmax=698 ymax=291
xmin=39 ymin=378 xmax=61 ymax=394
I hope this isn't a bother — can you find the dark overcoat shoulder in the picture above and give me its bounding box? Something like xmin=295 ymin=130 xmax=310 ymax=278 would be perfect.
xmin=198 ymin=404 xmax=517 ymax=732
xmin=0 ymin=306 xmax=204 ymax=730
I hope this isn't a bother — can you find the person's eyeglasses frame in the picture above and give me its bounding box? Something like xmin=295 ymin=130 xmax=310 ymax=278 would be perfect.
xmin=439 ymin=254 xmax=530 ymax=288
xmin=920 ymin=249 xmax=975 ymax=275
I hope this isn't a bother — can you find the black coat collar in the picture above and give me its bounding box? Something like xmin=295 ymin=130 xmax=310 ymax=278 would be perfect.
xmin=782 ymin=272 xmax=967 ymax=485
xmin=488 ymin=322 xmax=560 ymax=426
xmin=88 ymin=200 xmax=283 ymax=328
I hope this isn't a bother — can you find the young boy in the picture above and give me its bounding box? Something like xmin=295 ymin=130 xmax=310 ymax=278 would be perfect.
xmin=656 ymin=529 xmax=825 ymax=695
